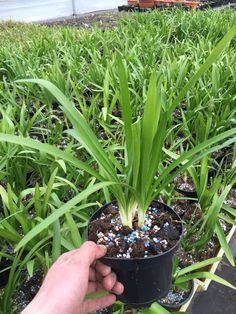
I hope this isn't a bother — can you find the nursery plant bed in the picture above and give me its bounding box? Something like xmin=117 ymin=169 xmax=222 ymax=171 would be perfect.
xmin=200 ymin=0 xmax=236 ymax=9
xmin=11 ymin=268 xmax=44 ymax=313
xmin=197 ymin=225 xmax=236 ymax=292
xmin=187 ymin=232 xmax=236 ymax=314
xmin=158 ymin=225 xmax=236 ymax=313
xmin=43 ymin=12 xmax=122 ymax=29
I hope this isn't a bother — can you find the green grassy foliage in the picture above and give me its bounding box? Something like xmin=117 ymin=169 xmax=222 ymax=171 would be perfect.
xmin=0 ymin=9 xmax=235 ymax=313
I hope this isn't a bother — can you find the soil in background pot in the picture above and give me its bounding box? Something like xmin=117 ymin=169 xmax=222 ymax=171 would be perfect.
xmin=176 ymin=237 xmax=219 ymax=268
xmin=12 ymin=268 xmax=44 ymax=313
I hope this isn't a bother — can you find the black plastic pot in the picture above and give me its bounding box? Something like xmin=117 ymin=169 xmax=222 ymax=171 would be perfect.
xmin=86 ymin=200 xmax=183 ymax=308
xmin=175 ymin=188 xmax=198 ymax=199
xmin=158 ymin=279 xmax=195 ymax=312
xmin=200 ymin=0 xmax=233 ymax=10
xmin=0 ymin=258 xmax=11 ymax=289
xmin=118 ymin=5 xmax=138 ymax=12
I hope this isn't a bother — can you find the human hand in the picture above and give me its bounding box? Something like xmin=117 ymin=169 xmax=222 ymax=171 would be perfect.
xmin=22 ymin=242 xmax=124 ymax=314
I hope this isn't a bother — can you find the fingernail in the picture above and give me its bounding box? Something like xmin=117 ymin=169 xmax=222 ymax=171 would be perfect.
xmin=98 ymin=245 xmax=107 ymax=253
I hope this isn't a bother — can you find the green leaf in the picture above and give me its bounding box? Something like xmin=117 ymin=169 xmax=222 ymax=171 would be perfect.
xmin=52 ymin=218 xmax=61 ymax=262
xmin=175 ymin=271 xmax=236 ymax=290
xmin=176 ymin=257 xmax=222 ymax=278
xmin=26 ymin=260 xmax=35 ymax=277
xmin=34 ymin=183 xmax=42 ymax=217
xmin=218 ymin=214 xmax=236 ymax=226
xmin=86 ymin=291 xmax=109 ymax=300
xmin=131 ymin=119 xmax=141 ymax=190
xmin=140 ymin=71 xmax=159 ymax=184
xmin=15 ymin=182 xmax=114 ymax=251
xmin=65 ymin=212 xmax=82 ymax=248
xmin=152 ymin=130 xmax=236 ymax=198
xmin=222 ymin=205 xmax=236 ymax=218
xmin=42 ymin=168 xmax=58 ymax=217
xmin=142 ymin=302 xmax=172 ymax=314
xmin=55 ymin=159 xmax=67 ymax=173
xmin=16 ymin=79 xmax=118 ymax=181
xmin=215 ymin=222 xmax=235 ymax=266
xmin=117 ymin=56 xmax=133 ymax=167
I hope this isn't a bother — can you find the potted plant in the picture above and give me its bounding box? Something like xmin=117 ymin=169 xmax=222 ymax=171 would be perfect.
xmin=1 ymin=26 xmax=236 ymax=308
xmin=139 ymin=1 xmax=155 ymax=9
xmin=158 ymin=256 xmax=195 ymax=311
xmin=154 ymin=0 xmax=165 ymax=7
xmin=158 ymin=256 xmax=235 ymax=311
xmin=128 ymin=0 xmax=139 ymax=5
xmin=183 ymin=1 xmax=199 ymax=10
xmin=87 ymin=200 xmax=183 ymax=307
xmin=167 ymin=149 xmax=236 ymax=268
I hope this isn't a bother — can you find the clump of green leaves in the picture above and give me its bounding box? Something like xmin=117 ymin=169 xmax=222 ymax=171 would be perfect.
xmin=9 ymin=25 xmax=236 ymax=228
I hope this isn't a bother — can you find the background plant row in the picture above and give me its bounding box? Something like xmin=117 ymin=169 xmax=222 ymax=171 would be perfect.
xmin=0 ymin=9 xmax=235 ymax=313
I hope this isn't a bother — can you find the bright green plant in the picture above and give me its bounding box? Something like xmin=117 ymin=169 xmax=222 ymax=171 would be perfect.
xmin=141 ymin=256 xmax=236 ymax=314
xmin=0 ymin=10 xmax=236 ymax=314
xmin=165 ymin=144 xmax=236 ymax=265
xmin=172 ymin=256 xmax=235 ymax=291
xmin=8 ymin=24 xmax=236 ymax=228
xmin=0 ymin=180 xmax=111 ymax=312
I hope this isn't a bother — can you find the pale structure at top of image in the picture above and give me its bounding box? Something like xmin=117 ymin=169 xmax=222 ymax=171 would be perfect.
xmin=0 ymin=0 xmax=126 ymax=22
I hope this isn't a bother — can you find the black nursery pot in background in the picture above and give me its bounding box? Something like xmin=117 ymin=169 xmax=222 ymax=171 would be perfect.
xmin=0 ymin=258 xmax=11 ymax=289
xmin=158 ymin=279 xmax=195 ymax=312
xmin=86 ymin=201 xmax=183 ymax=308
xmin=175 ymin=188 xmax=197 ymax=199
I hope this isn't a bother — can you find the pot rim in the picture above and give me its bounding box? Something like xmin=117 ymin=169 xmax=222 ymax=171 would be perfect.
xmin=175 ymin=188 xmax=198 ymax=198
xmin=158 ymin=279 xmax=195 ymax=309
xmin=86 ymin=200 xmax=183 ymax=262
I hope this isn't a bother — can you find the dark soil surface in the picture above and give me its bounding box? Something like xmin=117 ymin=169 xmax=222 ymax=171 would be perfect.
xmin=170 ymin=197 xmax=228 ymax=267
xmin=173 ymin=175 xmax=196 ymax=194
xmin=88 ymin=202 xmax=182 ymax=258
xmin=171 ymin=198 xmax=202 ymax=224
xmin=44 ymin=12 xmax=123 ymax=29
xmin=171 ymin=198 xmax=190 ymax=217
xmin=176 ymin=238 xmax=219 ymax=267
xmin=225 ymin=188 xmax=236 ymax=207
xmin=12 ymin=268 xmax=44 ymax=313
xmin=215 ymin=149 xmax=233 ymax=171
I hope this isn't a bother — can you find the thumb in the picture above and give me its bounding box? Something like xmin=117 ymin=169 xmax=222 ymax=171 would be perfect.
xmin=77 ymin=241 xmax=107 ymax=266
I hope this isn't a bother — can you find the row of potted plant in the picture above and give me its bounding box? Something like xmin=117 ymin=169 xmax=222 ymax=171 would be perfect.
xmin=127 ymin=0 xmax=199 ymax=9
xmin=1 ymin=25 xmax=235 ymax=312
xmin=0 ymin=9 xmax=236 ymax=314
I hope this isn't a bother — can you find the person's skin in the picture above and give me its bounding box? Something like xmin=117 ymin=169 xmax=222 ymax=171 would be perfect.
xmin=22 ymin=242 xmax=124 ymax=314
